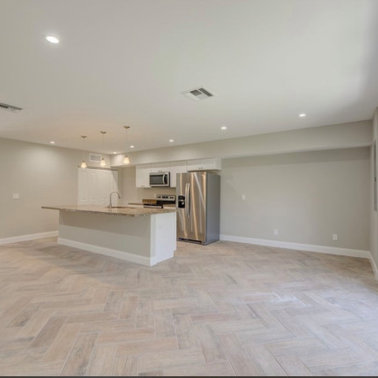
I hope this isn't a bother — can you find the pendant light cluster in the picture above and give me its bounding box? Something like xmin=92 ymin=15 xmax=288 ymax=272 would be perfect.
xmin=80 ymin=135 xmax=88 ymax=168
xmin=123 ymin=126 xmax=131 ymax=165
xmin=79 ymin=126 xmax=132 ymax=168
xmin=100 ymin=131 xmax=107 ymax=167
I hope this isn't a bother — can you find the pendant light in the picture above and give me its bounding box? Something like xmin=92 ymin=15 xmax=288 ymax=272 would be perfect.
xmin=123 ymin=126 xmax=131 ymax=165
xmin=80 ymin=135 xmax=87 ymax=168
xmin=100 ymin=131 xmax=107 ymax=167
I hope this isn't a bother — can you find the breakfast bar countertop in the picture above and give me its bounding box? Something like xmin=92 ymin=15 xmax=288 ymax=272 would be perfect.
xmin=42 ymin=205 xmax=176 ymax=217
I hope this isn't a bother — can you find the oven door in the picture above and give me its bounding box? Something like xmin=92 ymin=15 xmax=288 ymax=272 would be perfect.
xmin=149 ymin=172 xmax=170 ymax=187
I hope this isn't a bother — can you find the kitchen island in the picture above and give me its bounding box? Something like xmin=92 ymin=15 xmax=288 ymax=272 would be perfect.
xmin=42 ymin=205 xmax=177 ymax=266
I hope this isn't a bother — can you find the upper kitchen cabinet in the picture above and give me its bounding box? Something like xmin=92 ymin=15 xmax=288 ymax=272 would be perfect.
xmin=148 ymin=164 xmax=170 ymax=175
xmin=136 ymin=162 xmax=187 ymax=188
xmin=135 ymin=166 xmax=150 ymax=188
xmin=134 ymin=158 xmax=220 ymax=188
xmin=186 ymin=158 xmax=222 ymax=172
xmin=169 ymin=162 xmax=187 ymax=188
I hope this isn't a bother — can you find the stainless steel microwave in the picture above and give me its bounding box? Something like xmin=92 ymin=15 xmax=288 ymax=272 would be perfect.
xmin=149 ymin=172 xmax=170 ymax=187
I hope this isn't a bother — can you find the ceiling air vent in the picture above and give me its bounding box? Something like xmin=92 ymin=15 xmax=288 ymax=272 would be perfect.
xmin=89 ymin=153 xmax=102 ymax=163
xmin=0 ymin=102 xmax=22 ymax=112
xmin=183 ymin=87 xmax=214 ymax=101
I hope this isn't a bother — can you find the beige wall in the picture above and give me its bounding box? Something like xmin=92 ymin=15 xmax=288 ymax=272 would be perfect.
xmin=0 ymin=137 xmax=110 ymax=239
xmin=370 ymin=108 xmax=378 ymax=267
xmin=115 ymin=120 xmax=373 ymax=254
xmin=112 ymin=120 xmax=372 ymax=166
xmin=119 ymin=148 xmax=370 ymax=251
xmin=0 ymin=131 xmax=372 ymax=253
xmin=221 ymin=148 xmax=370 ymax=250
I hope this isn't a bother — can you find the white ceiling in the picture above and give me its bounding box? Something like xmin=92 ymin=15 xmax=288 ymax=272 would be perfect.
xmin=0 ymin=0 xmax=377 ymax=154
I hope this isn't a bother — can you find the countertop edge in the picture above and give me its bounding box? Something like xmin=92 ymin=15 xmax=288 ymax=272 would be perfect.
xmin=42 ymin=206 xmax=176 ymax=217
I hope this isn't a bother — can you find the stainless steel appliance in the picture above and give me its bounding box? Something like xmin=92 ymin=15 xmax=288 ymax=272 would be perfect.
xmin=176 ymin=172 xmax=220 ymax=245
xmin=142 ymin=194 xmax=176 ymax=208
xmin=149 ymin=172 xmax=170 ymax=187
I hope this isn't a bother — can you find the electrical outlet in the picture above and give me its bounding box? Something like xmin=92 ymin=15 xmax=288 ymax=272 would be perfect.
xmin=273 ymin=229 xmax=279 ymax=236
xmin=332 ymin=234 xmax=338 ymax=241
xmin=241 ymin=194 xmax=246 ymax=201
xmin=12 ymin=193 xmax=20 ymax=200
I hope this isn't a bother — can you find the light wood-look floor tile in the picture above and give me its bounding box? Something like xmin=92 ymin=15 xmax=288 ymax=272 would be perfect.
xmin=0 ymin=237 xmax=378 ymax=376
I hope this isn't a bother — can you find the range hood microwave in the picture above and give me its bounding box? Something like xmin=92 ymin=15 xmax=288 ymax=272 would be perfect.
xmin=149 ymin=172 xmax=170 ymax=187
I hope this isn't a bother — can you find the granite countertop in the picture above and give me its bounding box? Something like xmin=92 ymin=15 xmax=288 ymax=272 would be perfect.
xmin=128 ymin=202 xmax=176 ymax=208
xmin=42 ymin=205 xmax=176 ymax=217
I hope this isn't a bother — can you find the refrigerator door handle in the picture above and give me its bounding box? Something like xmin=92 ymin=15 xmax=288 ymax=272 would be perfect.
xmin=185 ymin=182 xmax=190 ymax=218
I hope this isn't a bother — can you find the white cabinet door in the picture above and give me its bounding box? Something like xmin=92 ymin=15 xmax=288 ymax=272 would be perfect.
xmin=78 ymin=169 xmax=89 ymax=205
xmin=186 ymin=159 xmax=202 ymax=171
xmin=87 ymin=169 xmax=100 ymax=204
xmin=78 ymin=168 xmax=119 ymax=205
xmin=169 ymin=163 xmax=187 ymax=188
xmin=136 ymin=167 xmax=150 ymax=188
xmin=134 ymin=159 xmax=220 ymax=189
xmin=187 ymin=158 xmax=221 ymax=171
xmin=109 ymin=170 xmax=119 ymax=192
xmin=149 ymin=166 xmax=166 ymax=174
xmin=98 ymin=170 xmax=112 ymax=205
xmin=108 ymin=170 xmax=119 ymax=206
xmin=135 ymin=167 xmax=144 ymax=188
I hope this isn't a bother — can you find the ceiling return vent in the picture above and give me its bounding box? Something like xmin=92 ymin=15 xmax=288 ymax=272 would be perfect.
xmin=89 ymin=153 xmax=102 ymax=163
xmin=0 ymin=102 xmax=22 ymax=112
xmin=183 ymin=87 xmax=214 ymax=101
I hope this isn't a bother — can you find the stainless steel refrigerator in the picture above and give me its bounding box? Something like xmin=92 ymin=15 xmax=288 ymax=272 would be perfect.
xmin=176 ymin=171 xmax=220 ymax=245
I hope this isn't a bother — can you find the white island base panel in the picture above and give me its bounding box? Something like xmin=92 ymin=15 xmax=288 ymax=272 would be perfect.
xmin=57 ymin=211 xmax=176 ymax=266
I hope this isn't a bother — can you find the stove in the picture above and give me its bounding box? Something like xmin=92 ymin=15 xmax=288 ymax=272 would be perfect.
xmin=142 ymin=194 xmax=176 ymax=209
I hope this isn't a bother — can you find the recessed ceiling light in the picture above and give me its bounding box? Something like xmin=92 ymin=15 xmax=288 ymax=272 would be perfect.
xmin=113 ymin=152 xmax=117 ymax=154
xmin=299 ymin=113 xmax=307 ymax=118
xmin=46 ymin=35 xmax=59 ymax=44
xmin=169 ymin=139 xmax=174 ymax=143
xmin=220 ymin=126 xmax=228 ymax=130
xmin=130 ymin=145 xmax=135 ymax=149
xmin=49 ymin=141 xmax=55 ymax=144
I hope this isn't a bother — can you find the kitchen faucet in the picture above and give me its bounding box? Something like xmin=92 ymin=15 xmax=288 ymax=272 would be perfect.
xmin=108 ymin=191 xmax=121 ymax=208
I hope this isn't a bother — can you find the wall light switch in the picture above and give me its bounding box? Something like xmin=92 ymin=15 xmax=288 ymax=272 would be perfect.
xmin=241 ymin=194 xmax=246 ymax=201
xmin=12 ymin=193 xmax=20 ymax=200
xmin=332 ymin=234 xmax=338 ymax=241
xmin=274 ymin=229 xmax=279 ymax=236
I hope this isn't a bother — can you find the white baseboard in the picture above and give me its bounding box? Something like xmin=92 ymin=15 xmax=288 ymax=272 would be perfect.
xmin=150 ymin=251 xmax=174 ymax=266
xmin=0 ymin=231 xmax=58 ymax=245
xmin=1 ymin=231 xmax=374 ymax=277
xmin=220 ymin=234 xmax=370 ymax=259
xmin=369 ymin=254 xmax=378 ymax=280
xmin=58 ymin=237 xmax=154 ymax=266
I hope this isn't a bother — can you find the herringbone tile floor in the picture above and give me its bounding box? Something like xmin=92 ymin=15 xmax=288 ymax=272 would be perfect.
xmin=1 ymin=237 xmax=378 ymax=376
